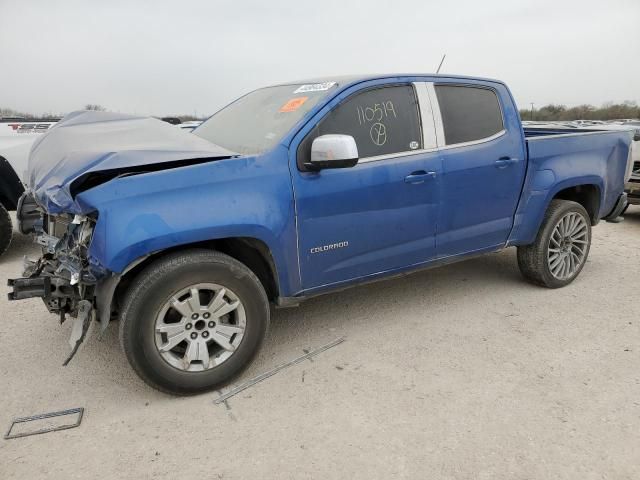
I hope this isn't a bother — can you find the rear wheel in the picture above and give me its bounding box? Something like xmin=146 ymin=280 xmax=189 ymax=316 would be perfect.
xmin=0 ymin=203 xmax=12 ymax=258
xmin=119 ymin=249 xmax=269 ymax=395
xmin=517 ymin=200 xmax=591 ymax=288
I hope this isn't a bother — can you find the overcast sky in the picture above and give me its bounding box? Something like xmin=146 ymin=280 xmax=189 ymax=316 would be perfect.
xmin=1 ymin=0 xmax=638 ymax=117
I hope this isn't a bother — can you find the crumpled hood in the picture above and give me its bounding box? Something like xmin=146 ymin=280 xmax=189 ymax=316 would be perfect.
xmin=28 ymin=111 xmax=235 ymax=213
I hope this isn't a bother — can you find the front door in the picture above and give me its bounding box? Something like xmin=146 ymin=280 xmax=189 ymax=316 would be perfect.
xmin=291 ymin=83 xmax=442 ymax=290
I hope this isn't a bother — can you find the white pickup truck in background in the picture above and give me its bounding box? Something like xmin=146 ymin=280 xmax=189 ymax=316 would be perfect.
xmin=0 ymin=119 xmax=59 ymax=256
xmin=0 ymin=116 xmax=198 ymax=257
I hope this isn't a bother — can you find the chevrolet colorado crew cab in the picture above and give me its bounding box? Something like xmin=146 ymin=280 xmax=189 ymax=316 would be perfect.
xmin=8 ymin=74 xmax=633 ymax=394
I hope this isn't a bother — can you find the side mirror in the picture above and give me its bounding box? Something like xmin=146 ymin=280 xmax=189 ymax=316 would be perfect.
xmin=309 ymin=134 xmax=358 ymax=169
xmin=634 ymin=132 xmax=640 ymax=142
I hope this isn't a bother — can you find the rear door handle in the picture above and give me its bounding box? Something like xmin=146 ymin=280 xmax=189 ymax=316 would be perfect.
xmin=404 ymin=170 xmax=437 ymax=184
xmin=495 ymin=157 xmax=519 ymax=168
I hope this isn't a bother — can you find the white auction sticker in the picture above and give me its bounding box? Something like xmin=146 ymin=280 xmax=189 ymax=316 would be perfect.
xmin=294 ymin=82 xmax=337 ymax=94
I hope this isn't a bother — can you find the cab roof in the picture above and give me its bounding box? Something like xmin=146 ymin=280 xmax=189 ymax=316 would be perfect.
xmin=274 ymin=73 xmax=505 ymax=89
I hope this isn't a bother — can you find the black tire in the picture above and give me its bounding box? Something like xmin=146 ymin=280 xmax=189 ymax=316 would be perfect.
xmin=0 ymin=203 xmax=12 ymax=258
xmin=119 ymin=249 xmax=269 ymax=395
xmin=517 ymin=200 xmax=591 ymax=288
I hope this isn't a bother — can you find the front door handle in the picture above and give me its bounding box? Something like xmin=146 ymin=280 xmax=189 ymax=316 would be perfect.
xmin=495 ymin=157 xmax=519 ymax=168
xmin=404 ymin=170 xmax=437 ymax=184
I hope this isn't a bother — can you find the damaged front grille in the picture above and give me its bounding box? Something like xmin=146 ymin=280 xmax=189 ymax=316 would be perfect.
xmin=10 ymin=191 xmax=100 ymax=309
xmin=48 ymin=214 xmax=72 ymax=238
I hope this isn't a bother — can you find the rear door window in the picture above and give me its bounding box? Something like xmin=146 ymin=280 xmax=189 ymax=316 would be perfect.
xmin=435 ymin=85 xmax=504 ymax=145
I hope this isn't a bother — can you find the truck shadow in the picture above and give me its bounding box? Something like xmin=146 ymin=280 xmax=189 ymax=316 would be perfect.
xmin=0 ymin=226 xmax=545 ymax=399
xmin=114 ymin=247 xmax=525 ymax=398
xmin=622 ymin=205 xmax=640 ymax=224
xmin=269 ymin=249 xmax=522 ymax=339
xmin=3 ymin=225 xmax=530 ymax=399
xmin=2 ymin=230 xmax=40 ymax=264
xmin=260 ymin=248 xmax=528 ymax=385
xmin=1 ymin=215 xmax=40 ymax=265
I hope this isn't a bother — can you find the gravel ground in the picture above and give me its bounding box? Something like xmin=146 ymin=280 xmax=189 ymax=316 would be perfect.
xmin=1 ymin=207 xmax=639 ymax=479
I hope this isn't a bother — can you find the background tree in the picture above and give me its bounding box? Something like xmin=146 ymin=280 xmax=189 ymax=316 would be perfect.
xmin=0 ymin=107 xmax=33 ymax=118
xmin=84 ymin=104 xmax=106 ymax=111
xmin=520 ymin=101 xmax=639 ymax=121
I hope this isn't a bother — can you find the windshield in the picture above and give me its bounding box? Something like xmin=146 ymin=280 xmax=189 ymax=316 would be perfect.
xmin=194 ymin=83 xmax=337 ymax=155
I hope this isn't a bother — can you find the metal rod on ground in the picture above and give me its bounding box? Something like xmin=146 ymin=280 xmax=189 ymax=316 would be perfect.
xmin=214 ymin=337 xmax=345 ymax=404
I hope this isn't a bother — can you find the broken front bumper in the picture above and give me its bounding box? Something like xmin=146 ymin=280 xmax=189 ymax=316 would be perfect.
xmin=7 ymin=256 xmax=83 ymax=314
xmin=7 ymin=276 xmax=51 ymax=301
xmin=8 ymin=193 xmax=103 ymax=364
xmin=8 ymin=263 xmax=96 ymax=365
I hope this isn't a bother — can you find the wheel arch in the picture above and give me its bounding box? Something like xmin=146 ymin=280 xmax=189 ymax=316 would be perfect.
xmin=551 ymin=183 xmax=601 ymax=225
xmin=509 ymin=178 xmax=603 ymax=246
xmin=106 ymin=237 xmax=281 ymax=325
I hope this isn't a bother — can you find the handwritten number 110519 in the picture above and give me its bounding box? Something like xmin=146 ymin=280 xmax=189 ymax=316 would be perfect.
xmin=356 ymin=101 xmax=397 ymax=125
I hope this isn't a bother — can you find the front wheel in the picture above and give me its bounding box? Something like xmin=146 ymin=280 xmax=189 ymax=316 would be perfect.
xmin=517 ymin=200 xmax=592 ymax=288
xmin=119 ymin=249 xmax=270 ymax=395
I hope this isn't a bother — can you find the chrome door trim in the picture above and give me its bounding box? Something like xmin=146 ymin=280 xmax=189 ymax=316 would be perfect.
xmin=413 ymin=82 xmax=438 ymax=150
xmin=437 ymin=129 xmax=507 ymax=151
xmin=358 ymin=146 xmax=439 ymax=164
xmin=425 ymin=82 xmax=446 ymax=147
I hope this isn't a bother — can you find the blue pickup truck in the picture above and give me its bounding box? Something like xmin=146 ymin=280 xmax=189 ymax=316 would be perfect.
xmin=9 ymin=74 xmax=633 ymax=394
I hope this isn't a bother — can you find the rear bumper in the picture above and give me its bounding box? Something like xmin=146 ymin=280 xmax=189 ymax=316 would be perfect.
xmin=603 ymin=192 xmax=628 ymax=221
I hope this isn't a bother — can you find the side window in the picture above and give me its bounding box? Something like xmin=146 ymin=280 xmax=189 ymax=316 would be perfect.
xmin=298 ymin=85 xmax=422 ymax=168
xmin=435 ymin=85 xmax=504 ymax=145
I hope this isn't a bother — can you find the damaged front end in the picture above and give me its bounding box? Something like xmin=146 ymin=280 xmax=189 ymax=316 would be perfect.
xmin=7 ymin=111 xmax=237 ymax=366
xmin=8 ymin=192 xmax=107 ymax=364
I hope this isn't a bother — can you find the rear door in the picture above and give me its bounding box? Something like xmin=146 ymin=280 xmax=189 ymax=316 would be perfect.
xmin=430 ymin=83 xmax=526 ymax=256
xmin=291 ymin=82 xmax=442 ymax=290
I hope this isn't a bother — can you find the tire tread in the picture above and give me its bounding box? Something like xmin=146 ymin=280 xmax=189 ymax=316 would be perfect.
xmin=517 ymin=199 xmax=591 ymax=288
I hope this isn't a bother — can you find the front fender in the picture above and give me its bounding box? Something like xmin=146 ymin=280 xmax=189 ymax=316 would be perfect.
xmin=78 ymin=150 xmax=300 ymax=296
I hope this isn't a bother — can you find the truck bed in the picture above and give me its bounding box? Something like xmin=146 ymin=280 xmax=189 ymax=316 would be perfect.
xmin=523 ymin=127 xmax=603 ymax=138
xmin=507 ymin=127 xmax=633 ymax=246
